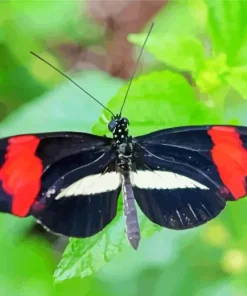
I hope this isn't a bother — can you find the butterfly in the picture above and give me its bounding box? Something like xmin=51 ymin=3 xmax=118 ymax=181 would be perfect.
xmin=1 ymin=25 xmax=247 ymax=250
xmin=1 ymin=118 xmax=247 ymax=249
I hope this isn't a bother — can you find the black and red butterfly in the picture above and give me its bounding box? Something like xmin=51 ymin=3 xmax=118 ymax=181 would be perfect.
xmin=0 ymin=121 xmax=247 ymax=249
xmin=1 ymin=25 xmax=247 ymax=249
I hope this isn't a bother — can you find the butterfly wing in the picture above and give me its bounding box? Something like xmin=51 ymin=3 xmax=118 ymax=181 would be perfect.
xmin=0 ymin=132 xmax=115 ymax=221
xmin=32 ymin=151 xmax=121 ymax=237
xmin=132 ymin=125 xmax=247 ymax=229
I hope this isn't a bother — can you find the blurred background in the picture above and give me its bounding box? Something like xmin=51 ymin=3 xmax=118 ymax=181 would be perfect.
xmin=1 ymin=0 xmax=247 ymax=295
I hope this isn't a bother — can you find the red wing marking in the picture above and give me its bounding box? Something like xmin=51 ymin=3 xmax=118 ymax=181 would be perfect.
xmin=208 ymin=126 xmax=247 ymax=199
xmin=0 ymin=135 xmax=43 ymax=216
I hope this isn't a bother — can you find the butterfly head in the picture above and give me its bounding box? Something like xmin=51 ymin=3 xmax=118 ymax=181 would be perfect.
xmin=108 ymin=116 xmax=129 ymax=139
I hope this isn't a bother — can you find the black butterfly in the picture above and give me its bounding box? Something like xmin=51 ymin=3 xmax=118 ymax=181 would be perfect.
xmin=0 ymin=25 xmax=247 ymax=250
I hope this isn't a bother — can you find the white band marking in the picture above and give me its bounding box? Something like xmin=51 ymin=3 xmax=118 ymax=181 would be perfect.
xmin=55 ymin=172 xmax=121 ymax=199
xmin=130 ymin=170 xmax=209 ymax=190
xmin=54 ymin=170 xmax=208 ymax=200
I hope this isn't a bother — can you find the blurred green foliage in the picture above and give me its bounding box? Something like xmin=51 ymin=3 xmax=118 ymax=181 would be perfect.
xmin=1 ymin=0 xmax=247 ymax=295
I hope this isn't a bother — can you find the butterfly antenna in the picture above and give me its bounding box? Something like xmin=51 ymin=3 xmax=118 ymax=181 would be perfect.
xmin=30 ymin=51 xmax=115 ymax=117
xmin=119 ymin=22 xmax=154 ymax=117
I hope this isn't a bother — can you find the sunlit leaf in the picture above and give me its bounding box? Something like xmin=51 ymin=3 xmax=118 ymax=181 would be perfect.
xmin=152 ymin=0 xmax=201 ymax=35
xmin=94 ymin=71 xmax=201 ymax=137
xmin=93 ymin=70 xmax=223 ymax=137
xmin=195 ymin=53 xmax=230 ymax=94
xmin=204 ymin=0 xmax=247 ymax=64
xmin=129 ymin=34 xmax=205 ymax=75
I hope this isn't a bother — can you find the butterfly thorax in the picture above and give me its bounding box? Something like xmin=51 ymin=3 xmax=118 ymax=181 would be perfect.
xmin=110 ymin=117 xmax=133 ymax=171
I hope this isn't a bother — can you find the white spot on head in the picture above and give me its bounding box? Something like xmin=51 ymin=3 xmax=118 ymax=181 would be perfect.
xmin=121 ymin=135 xmax=124 ymax=138
xmin=130 ymin=171 xmax=209 ymax=190
xmin=118 ymin=129 xmax=122 ymax=132
xmin=55 ymin=172 xmax=122 ymax=199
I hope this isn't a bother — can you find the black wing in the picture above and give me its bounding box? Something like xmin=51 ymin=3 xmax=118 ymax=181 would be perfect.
xmin=32 ymin=151 xmax=120 ymax=237
xmin=0 ymin=132 xmax=120 ymax=237
xmin=132 ymin=125 xmax=247 ymax=229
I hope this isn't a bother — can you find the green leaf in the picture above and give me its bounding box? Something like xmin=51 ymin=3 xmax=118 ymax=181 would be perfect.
xmin=187 ymin=0 xmax=208 ymax=30
xmin=204 ymin=0 xmax=247 ymax=64
xmin=152 ymin=0 xmax=202 ymax=36
xmin=195 ymin=53 xmax=230 ymax=94
xmin=55 ymin=203 xmax=161 ymax=282
xmin=7 ymin=0 xmax=82 ymax=40
xmin=1 ymin=1 xmax=103 ymax=69
xmin=0 ymin=71 xmax=124 ymax=137
xmin=0 ymin=214 xmax=57 ymax=296
xmin=224 ymin=89 xmax=247 ymax=126
xmin=0 ymin=45 xmax=46 ymax=107
xmin=93 ymin=70 xmax=222 ymax=138
xmin=129 ymin=34 xmax=205 ymax=75
xmin=226 ymin=66 xmax=247 ymax=99
xmin=54 ymin=211 xmax=126 ymax=282
xmin=93 ymin=71 xmax=196 ymax=137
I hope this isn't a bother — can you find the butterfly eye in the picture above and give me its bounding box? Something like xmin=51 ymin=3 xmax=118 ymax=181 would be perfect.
xmin=108 ymin=120 xmax=117 ymax=132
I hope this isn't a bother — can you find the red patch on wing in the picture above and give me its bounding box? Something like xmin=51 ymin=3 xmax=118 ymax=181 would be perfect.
xmin=208 ymin=126 xmax=247 ymax=199
xmin=0 ymin=135 xmax=43 ymax=216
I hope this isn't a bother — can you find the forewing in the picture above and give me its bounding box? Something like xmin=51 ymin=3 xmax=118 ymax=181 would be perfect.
xmin=135 ymin=125 xmax=247 ymax=200
xmin=131 ymin=125 xmax=247 ymax=230
xmin=32 ymin=152 xmax=121 ymax=238
xmin=0 ymin=132 xmax=112 ymax=217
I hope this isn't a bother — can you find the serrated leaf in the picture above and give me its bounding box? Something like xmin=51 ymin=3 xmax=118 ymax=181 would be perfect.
xmin=54 ymin=212 xmax=126 ymax=282
xmin=204 ymin=0 xmax=247 ymax=64
xmin=55 ymin=204 xmax=161 ymax=282
xmin=226 ymin=66 xmax=247 ymax=99
xmin=0 ymin=71 xmax=124 ymax=137
xmin=129 ymin=34 xmax=205 ymax=75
